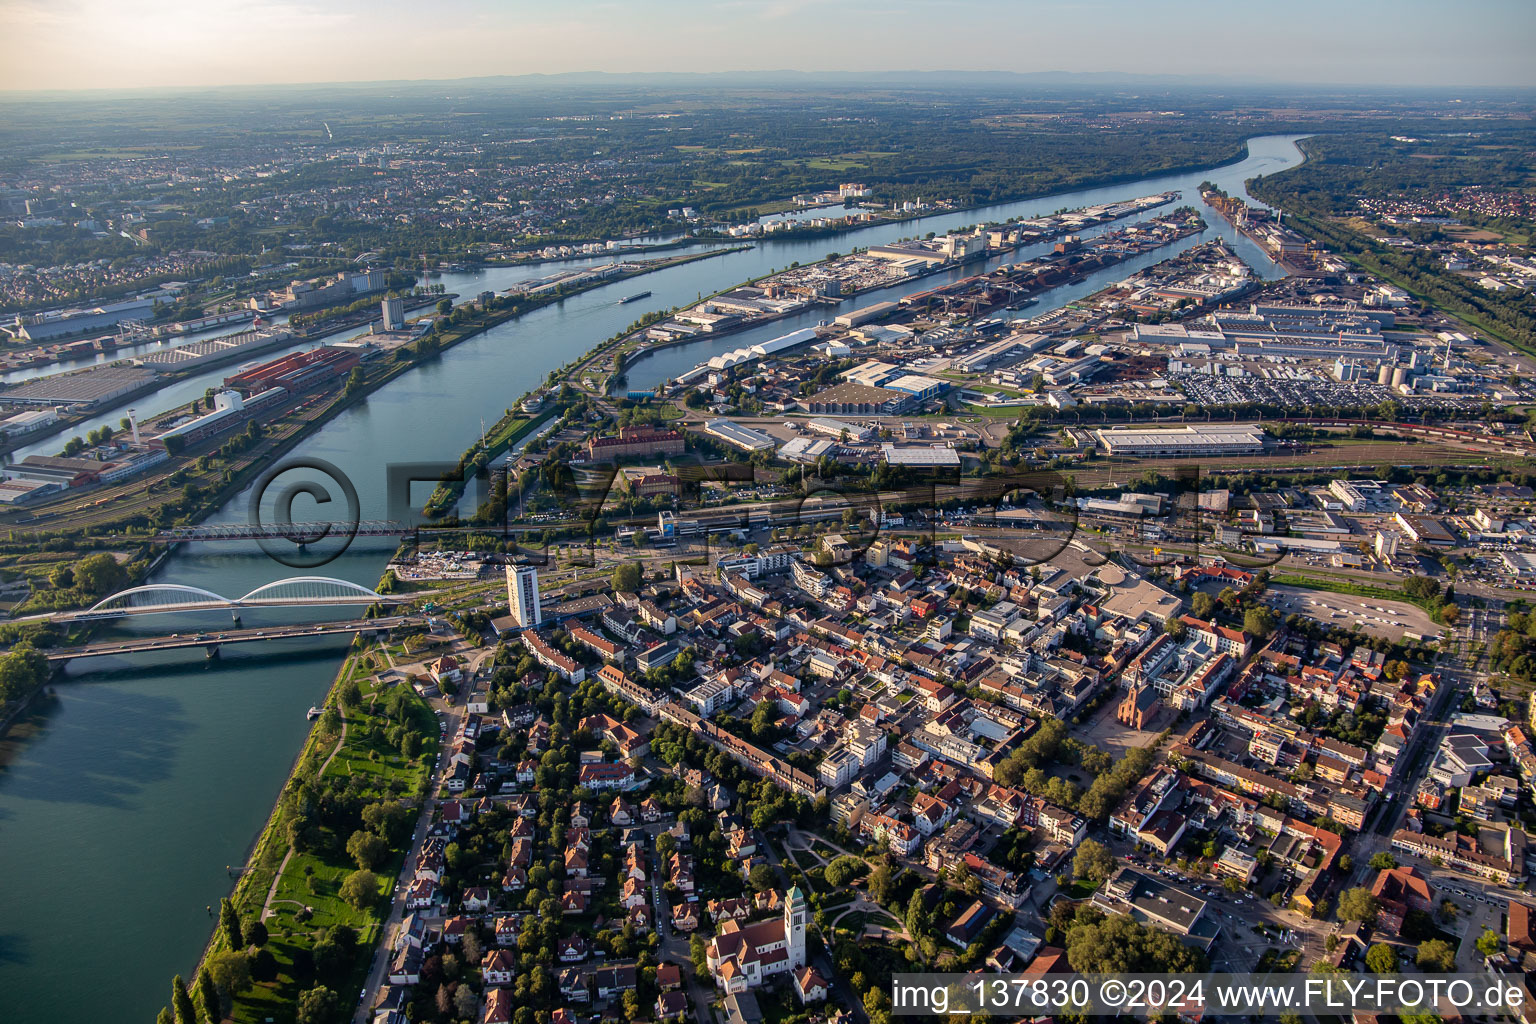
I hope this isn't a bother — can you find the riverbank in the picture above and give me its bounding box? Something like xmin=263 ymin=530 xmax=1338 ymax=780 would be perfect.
xmin=477 ymin=233 xmax=705 ymax=269
xmin=190 ymin=627 xmax=439 ymax=1024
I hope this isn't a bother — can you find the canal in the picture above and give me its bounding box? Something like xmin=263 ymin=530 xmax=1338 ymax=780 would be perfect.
xmin=0 ymin=135 xmax=1304 ymax=1024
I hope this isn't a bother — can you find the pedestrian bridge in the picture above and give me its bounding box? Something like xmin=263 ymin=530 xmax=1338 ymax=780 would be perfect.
xmin=53 ymin=576 xmax=406 ymax=622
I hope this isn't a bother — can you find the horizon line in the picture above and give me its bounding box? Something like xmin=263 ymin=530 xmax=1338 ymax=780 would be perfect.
xmin=4 ymin=68 xmax=1535 ymax=100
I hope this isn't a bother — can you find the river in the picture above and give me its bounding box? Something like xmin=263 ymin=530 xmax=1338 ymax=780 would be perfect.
xmin=0 ymin=135 xmax=1304 ymax=1024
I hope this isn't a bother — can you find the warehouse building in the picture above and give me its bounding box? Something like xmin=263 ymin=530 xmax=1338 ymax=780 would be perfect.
xmin=801 ymin=382 xmax=911 ymax=416
xmin=833 ymin=302 xmax=897 ymax=328
xmin=881 ymin=374 xmax=948 ymax=401
xmin=702 ymin=419 xmax=776 ymax=452
xmin=0 ymin=364 xmax=159 ymax=409
xmin=1093 ymin=424 xmax=1266 ymax=457
xmin=881 ymin=444 xmax=960 ymax=467
xmin=806 ymin=418 xmax=873 ymax=442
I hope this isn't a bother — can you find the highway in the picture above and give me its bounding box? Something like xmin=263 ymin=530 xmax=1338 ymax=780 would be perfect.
xmin=43 ymin=616 xmax=419 ymax=662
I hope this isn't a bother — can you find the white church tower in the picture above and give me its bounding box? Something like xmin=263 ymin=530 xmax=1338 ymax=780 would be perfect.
xmin=785 ymin=885 xmax=808 ymax=970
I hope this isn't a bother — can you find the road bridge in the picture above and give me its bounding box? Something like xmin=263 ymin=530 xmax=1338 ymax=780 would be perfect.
xmin=43 ymin=615 xmax=419 ymax=663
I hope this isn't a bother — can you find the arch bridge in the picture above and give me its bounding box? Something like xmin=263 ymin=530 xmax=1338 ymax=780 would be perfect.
xmin=57 ymin=576 xmax=406 ymax=622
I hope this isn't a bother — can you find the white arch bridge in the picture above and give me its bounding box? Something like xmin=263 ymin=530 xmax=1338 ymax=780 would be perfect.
xmin=51 ymin=576 xmax=408 ymax=622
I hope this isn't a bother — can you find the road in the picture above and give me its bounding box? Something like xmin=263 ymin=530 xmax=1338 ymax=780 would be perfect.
xmin=354 ymin=702 xmax=459 ymax=1023
xmin=647 ymin=832 xmax=716 ymax=1024
xmin=43 ymin=616 xmax=417 ymax=661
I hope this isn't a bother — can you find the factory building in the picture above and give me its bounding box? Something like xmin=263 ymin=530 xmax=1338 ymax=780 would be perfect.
xmin=158 ymin=388 xmax=288 ymax=446
xmin=381 ymin=296 xmax=406 ymax=330
xmin=224 ymin=346 xmax=361 ymax=395
xmin=7 ymin=297 xmax=157 ymax=342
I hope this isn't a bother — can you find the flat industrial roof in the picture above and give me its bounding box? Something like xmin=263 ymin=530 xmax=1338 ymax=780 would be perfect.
xmin=702 ymin=418 xmax=775 ymax=450
xmin=881 ymin=443 xmax=960 ymax=466
xmin=806 ymin=382 xmax=907 ymax=406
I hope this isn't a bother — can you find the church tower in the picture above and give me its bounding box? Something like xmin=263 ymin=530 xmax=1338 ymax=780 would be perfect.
xmin=785 ymin=884 xmax=808 ymax=969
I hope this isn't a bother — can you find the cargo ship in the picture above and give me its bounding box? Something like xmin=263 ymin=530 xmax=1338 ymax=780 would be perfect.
xmin=618 ymin=291 xmax=651 ymax=305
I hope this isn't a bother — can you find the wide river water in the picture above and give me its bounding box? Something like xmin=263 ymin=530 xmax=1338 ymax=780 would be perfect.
xmin=0 ymin=135 xmax=1304 ymax=1023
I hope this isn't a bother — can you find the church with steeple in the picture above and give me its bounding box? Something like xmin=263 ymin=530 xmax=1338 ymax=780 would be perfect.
xmin=704 ymin=886 xmax=808 ymax=994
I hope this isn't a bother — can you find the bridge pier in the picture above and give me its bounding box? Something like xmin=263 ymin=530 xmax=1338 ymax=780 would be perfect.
xmin=206 ymin=644 xmax=221 ymax=660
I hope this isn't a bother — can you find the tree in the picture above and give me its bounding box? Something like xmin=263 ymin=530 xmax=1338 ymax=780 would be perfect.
xmin=362 ymin=801 xmax=413 ymax=846
xmin=611 ymin=561 xmax=642 ymax=593
xmin=1063 ymin=911 xmax=1206 ymax=973
xmin=436 ymin=298 xmax=452 ymax=316
xmin=1222 ymin=876 xmax=1243 ymax=893
xmin=453 ymin=983 xmax=479 ymax=1018
xmin=251 ymin=948 xmax=278 ymax=983
xmin=906 ymin=890 xmax=931 ymax=938
xmin=749 ymin=863 xmax=776 ymax=893
xmin=1417 ymin=938 xmax=1457 ymax=972
xmin=1244 ymin=605 xmax=1277 ymax=639
xmin=867 ymin=862 xmax=895 ymax=905
xmin=1364 ymin=942 xmax=1397 ymax=974
xmin=1073 ymin=838 xmax=1115 ymax=885
xmin=194 ymin=967 xmax=220 ymax=1023
xmin=246 ymin=919 xmax=268 ymax=948
xmin=0 ymin=645 xmax=50 ymax=705
xmin=1191 ymin=592 xmax=1215 ymax=620
xmin=1476 ymin=928 xmax=1502 ymax=957
xmin=346 ymin=829 xmax=388 ymax=870
xmin=1367 ymin=852 xmax=1397 ymax=871
xmin=690 ymin=934 xmax=708 ymax=973
xmin=158 ymin=1009 xmax=174 ymax=1024
xmin=295 ymin=985 xmax=341 ymax=1024
xmin=74 ymin=552 xmax=127 ymax=595
xmin=824 ymin=855 xmax=865 ymax=887
xmin=218 ymin=898 xmax=243 ymax=949
xmin=206 ymin=951 xmax=252 ymax=1002
xmin=172 ymin=976 xmax=197 ymax=1024
xmin=1337 ymin=887 xmax=1379 ymax=924
xmin=339 ymin=868 xmax=380 ymax=910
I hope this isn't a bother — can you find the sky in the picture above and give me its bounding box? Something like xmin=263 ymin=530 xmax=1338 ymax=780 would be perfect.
xmin=1 ymin=0 xmax=1533 ymax=93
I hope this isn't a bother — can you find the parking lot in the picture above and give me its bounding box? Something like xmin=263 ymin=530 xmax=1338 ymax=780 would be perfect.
xmin=1171 ymin=371 xmax=1478 ymax=416
xmin=1267 ymin=583 xmax=1439 ymax=639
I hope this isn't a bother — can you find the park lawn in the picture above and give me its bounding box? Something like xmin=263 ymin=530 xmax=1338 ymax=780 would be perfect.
xmin=1064 ymin=878 xmax=1100 ymax=899
xmin=818 ymin=890 xmax=857 ymax=910
xmin=223 ymin=661 xmax=435 ymax=1024
xmin=963 ymin=404 xmax=1031 ymax=418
